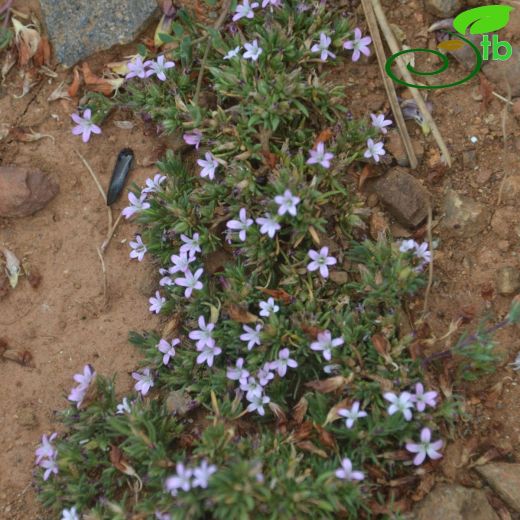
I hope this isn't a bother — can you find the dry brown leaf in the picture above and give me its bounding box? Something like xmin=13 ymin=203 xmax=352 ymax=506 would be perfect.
xmin=14 ymin=68 xmax=40 ymax=99
xmin=225 ymin=303 xmax=259 ymax=323
xmin=261 ymin=150 xmax=277 ymax=169
xmin=68 ymin=66 xmax=81 ymax=97
xmin=469 ymin=447 xmax=502 ymax=468
xmin=359 ymin=164 xmax=376 ymax=190
xmin=292 ymin=397 xmax=308 ymax=425
xmin=296 ymin=441 xmax=328 ymax=458
xmin=48 ymin=81 xmax=71 ymax=101
xmin=305 ymin=376 xmax=350 ymax=394
xmin=292 ymin=420 xmax=313 ymax=442
xmin=301 ymin=323 xmax=324 ymax=339
xmin=313 ymin=128 xmax=333 ymax=147
xmin=9 ymin=127 xmax=54 ymax=143
xmin=323 ymin=398 xmax=350 ymax=426
xmin=257 ymin=287 xmax=294 ymax=305
xmin=162 ymin=313 xmax=183 ymax=338
xmin=268 ymin=402 xmax=287 ymax=431
xmin=410 ymin=473 xmax=436 ymax=502
xmin=13 ymin=18 xmax=41 ymax=67
xmin=1 ymin=49 xmax=17 ymax=81
xmin=371 ymin=333 xmax=393 ymax=364
xmin=314 ymin=423 xmax=337 ymax=451
xmin=82 ymin=62 xmax=124 ymax=96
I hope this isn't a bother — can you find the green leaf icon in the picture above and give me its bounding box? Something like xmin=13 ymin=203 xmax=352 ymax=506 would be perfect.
xmin=453 ymin=5 xmax=514 ymax=35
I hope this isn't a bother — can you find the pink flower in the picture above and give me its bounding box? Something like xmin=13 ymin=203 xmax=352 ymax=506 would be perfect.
xmin=240 ymin=324 xmax=262 ymax=350
xmin=129 ymin=235 xmax=147 ymax=261
xmin=226 ymin=208 xmax=254 ymax=242
xmin=183 ymin=129 xmax=202 ymax=149
xmin=145 ymin=55 xmax=175 ymax=81
xmin=41 ymin=457 xmax=59 ymax=480
xmin=310 ymin=330 xmax=344 ymax=361
xmin=174 ymin=267 xmax=204 ymax=298
xmin=233 ymin=0 xmax=259 ymax=21
xmin=192 ymin=459 xmax=217 ymax=489
xmin=71 ymin=109 xmax=101 ymax=143
xmin=338 ymin=402 xmax=368 ymax=429
xmin=189 ymin=315 xmax=215 ymax=349
xmin=307 ymin=247 xmax=337 ymax=278
xmin=132 ymin=367 xmax=154 ymax=396
xmin=243 ymin=39 xmax=263 ymax=61
xmin=406 ymin=427 xmax=443 ymax=465
xmin=68 ymin=364 xmax=96 ymax=408
xmin=157 ymin=338 xmax=179 ymax=365
xmin=35 ymin=433 xmax=57 ymax=464
xmin=197 ymin=152 xmax=219 ymax=180
xmin=269 ymin=348 xmax=298 ymax=377
xmin=384 ymin=391 xmax=414 ymax=421
xmin=180 ymin=233 xmax=202 ymax=257
xmin=169 ymin=251 xmax=196 ymax=274
xmin=142 ymin=174 xmax=167 ymax=194
xmin=149 ymin=290 xmax=166 ymax=313
xmin=196 ymin=342 xmax=222 ymax=367
xmin=227 ymin=357 xmax=249 ymax=384
xmin=240 ymin=376 xmax=263 ymax=400
xmin=122 ymin=192 xmax=150 ymax=219
xmin=307 ymin=142 xmax=334 ymax=168
xmin=256 ymin=213 xmax=281 ymax=238
xmin=126 ymin=55 xmax=147 ymax=79
xmin=370 ymin=113 xmax=393 ymax=134
xmin=246 ymin=392 xmax=270 ymax=416
xmin=343 ymin=28 xmax=372 ymax=62
xmin=274 ymin=189 xmax=300 ymax=217
xmin=335 ymin=458 xmax=364 ymax=481
xmin=165 ymin=463 xmax=193 ymax=496
xmin=311 ymin=32 xmax=336 ymax=62
xmin=411 ymin=383 xmax=437 ymax=412
xmin=364 ymin=138 xmax=386 ymax=163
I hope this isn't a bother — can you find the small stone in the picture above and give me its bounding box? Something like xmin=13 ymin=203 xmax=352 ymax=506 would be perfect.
xmin=365 ymin=167 xmax=431 ymax=227
xmin=476 ymin=463 xmax=520 ymax=513
xmin=0 ymin=166 xmax=59 ymax=217
xmin=500 ymin=176 xmax=520 ymax=205
xmin=441 ymin=190 xmax=490 ymax=238
xmin=483 ymin=47 xmax=520 ymax=97
xmin=414 ymin=484 xmax=499 ymax=520
xmin=462 ymin=149 xmax=477 ymax=170
xmin=329 ymin=271 xmax=349 ymax=284
xmin=385 ymin=130 xmax=424 ymax=167
xmin=40 ymin=0 xmax=158 ymax=67
xmin=424 ymin=0 xmax=463 ymax=17
xmin=496 ymin=266 xmax=520 ymax=295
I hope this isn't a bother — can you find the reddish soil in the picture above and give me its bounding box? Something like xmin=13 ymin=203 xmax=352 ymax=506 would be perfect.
xmin=1 ymin=0 xmax=520 ymax=518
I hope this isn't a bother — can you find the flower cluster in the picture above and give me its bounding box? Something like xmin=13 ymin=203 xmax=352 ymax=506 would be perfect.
xmin=126 ymin=54 xmax=175 ymax=81
xmin=165 ymin=460 xmax=217 ymax=496
xmin=67 ymin=364 xmax=96 ymax=408
xmin=35 ymin=432 xmax=59 ymax=481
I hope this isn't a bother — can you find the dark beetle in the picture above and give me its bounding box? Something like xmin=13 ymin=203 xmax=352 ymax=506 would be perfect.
xmin=106 ymin=148 xmax=134 ymax=205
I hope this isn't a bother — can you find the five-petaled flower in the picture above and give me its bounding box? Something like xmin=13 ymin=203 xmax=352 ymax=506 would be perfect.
xmin=406 ymin=427 xmax=443 ymax=465
xmin=68 ymin=364 xmax=96 ymax=408
xmin=246 ymin=392 xmax=270 ymax=416
xmin=183 ymin=129 xmax=203 ymax=149
xmin=174 ymin=268 xmax=204 ymax=298
xmin=384 ymin=391 xmax=414 ymax=421
xmin=35 ymin=433 xmax=57 ymax=465
xmin=233 ymin=0 xmax=259 ymax=21
xmin=132 ymin=367 xmax=155 ymax=396
xmin=149 ymin=290 xmax=166 ymax=313
xmin=180 ymin=233 xmax=202 ymax=257
xmin=165 ymin=463 xmax=193 ymax=496
xmin=257 ymin=363 xmax=275 ymax=386
xmin=240 ymin=324 xmax=263 ymax=350
xmin=269 ymin=348 xmax=298 ymax=377
xmin=274 ymin=189 xmax=301 ymax=217
xmin=227 ymin=357 xmax=250 ymax=384
xmin=338 ymin=402 xmax=368 ymax=429
xmin=145 ymin=55 xmax=175 ymax=81
xmin=126 ymin=55 xmax=147 ymax=79
xmin=243 ymin=39 xmax=263 ymax=61
xmin=335 ymin=458 xmax=365 ymax=481
xmin=411 ymin=383 xmax=437 ymax=412
xmin=157 ymin=338 xmax=179 ymax=365
xmin=370 ymin=113 xmax=393 ymax=134
xmin=192 ymin=460 xmax=217 ymax=488
xmin=240 ymin=376 xmax=263 ymax=400
xmin=197 ymin=152 xmax=219 ymax=180
xmin=343 ymin=28 xmax=372 ymax=62
xmin=259 ymin=297 xmax=280 ymax=317
xmin=307 ymin=142 xmax=335 ymax=168
xmin=226 ymin=208 xmax=254 ymax=242
xmin=71 ymin=109 xmax=102 ymax=143
xmin=256 ymin=213 xmax=281 ymax=238
xmin=129 ymin=234 xmax=147 ymax=262
xmin=142 ymin=173 xmax=167 ymax=194
xmin=311 ymin=32 xmax=336 ymax=62
xmin=364 ymin=138 xmax=386 ymax=163
xmin=169 ymin=251 xmax=196 ymax=274
xmin=307 ymin=247 xmax=337 ymax=278
xmin=196 ymin=342 xmax=222 ymax=367
xmin=310 ymin=330 xmax=344 ymax=361
xmin=122 ymin=192 xmax=151 ymax=219
xmin=189 ymin=315 xmax=216 ymax=349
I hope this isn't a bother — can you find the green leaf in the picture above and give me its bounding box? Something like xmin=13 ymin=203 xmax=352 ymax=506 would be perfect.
xmin=172 ymin=22 xmax=184 ymax=37
xmin=293 ymin=99 xmax=310 ymax=117
xmin=137 ymin=43 xmax=147 ymax=57
xmin=158 ymin=32 xmax=176 ymax=43
xmin=453 ymin=5 xmax=514 ymax=35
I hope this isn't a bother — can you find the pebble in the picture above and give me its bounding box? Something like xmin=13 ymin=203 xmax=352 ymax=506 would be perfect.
xmin=496 ymin=266 xmax=520 ymax=295
xmin=424 ymin=0 xmax=463 ymax=17
xmin=441 ymin=190 xmax=490 ymax=238
xmin=476 ymin=463 xmax=520 ymax=513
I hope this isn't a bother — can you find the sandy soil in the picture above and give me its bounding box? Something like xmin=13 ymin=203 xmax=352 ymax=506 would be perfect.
xmin=1 ymin=0 xmax=520 ymax=518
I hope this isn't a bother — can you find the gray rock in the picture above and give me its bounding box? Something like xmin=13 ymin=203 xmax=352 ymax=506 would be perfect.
xmin=496 ymin=266 xmax=520 ymax=295
xmin=0 ymin=166 xmax=59 ymax=217
xmin=483 ymin=46 xmax=520 ymax=97
xmin=425 ymin=0 xmax=463 ymax=17
xmin=364 ymin=167 xmax=430 ymax=227
xmin=476 ymin=463 xmax=520 ymax=513
xmin=40 ymin=0 xmax=159 ymax=67
xmin=414 ymin=483 xmax=499 ymax=520
xmin=441 ymin=190 xmax=490 ymax=238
